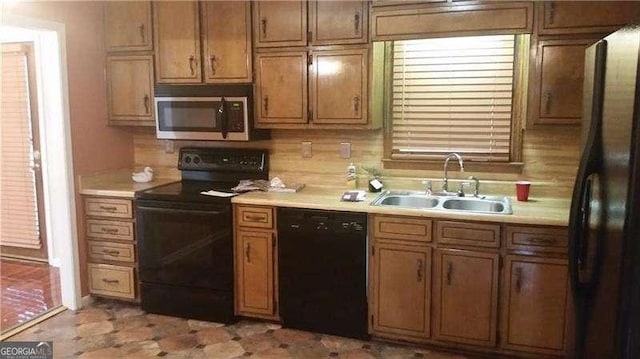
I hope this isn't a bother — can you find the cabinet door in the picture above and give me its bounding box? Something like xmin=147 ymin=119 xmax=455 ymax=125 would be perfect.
xmin=502 ymin=256 xmax=569 ymax=355
xmin=235 ymin=230 xmax=275 ymax=317
xmin=434 ymin=249 xmax=499 ymax=346
xmin=202 ymin=1 xmax=252 ymax=83
xmin=153 ymin=1 xmax=202 ymax=83
xmin=537 ymin=2 xmax=640 ymax=35
xmin=255 ymin=51 xmax=308 ymax=126
xmin=310 ymin=1 xmax=368 ymax=45
xmin=106 ymin=55 xmax=154 ymax=126
xmin=253 ymin=1 xmax=307 ymax=48
xmin=104 ymin=1 xmax=152 ymax=52
xmin=311 ymin=48 xmax=368 ymax=125
xmin=529 ymin=38 xmax=595 ymax=126
xmin=371 ymin=243 xmax=431 ymax=340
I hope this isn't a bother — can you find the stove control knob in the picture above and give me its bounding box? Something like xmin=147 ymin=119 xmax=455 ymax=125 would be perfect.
xmin=184 ymin=156 xmax=192 ymax=164
xmin=193 ymin=156 xmax=201 ymax=164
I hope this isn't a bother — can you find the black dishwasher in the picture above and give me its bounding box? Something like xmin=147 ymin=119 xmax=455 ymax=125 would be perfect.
xmin=278 ymin=208 xmax=368 ymax=339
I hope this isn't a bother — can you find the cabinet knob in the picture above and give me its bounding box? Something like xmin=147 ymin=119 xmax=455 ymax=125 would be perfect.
xmin=245 ymin=243 xmax=251 ymax=263
xmin=143 ymin=94 xmax=150 ymax=114
xmin=263 ymin=95 xmax=269 ymax=116
xmin=209 ymin=55 xmax=217 ymax=75
xmin=261 ymin=18 xmax=268 ymax=38
xmin=446 ymin=261 xmax=453 ymax=285
xmin=139 ymin=23 xmax=145 ymax=43
xmin=188 ymin=55 xmax=196 ymax=76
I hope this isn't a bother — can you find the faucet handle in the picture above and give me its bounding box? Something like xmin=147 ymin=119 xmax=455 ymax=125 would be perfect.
xmin=422 ymin=180 xmax=432 ymax=195
xmin=457 ymin=181 xmax=471 ymax=197
xmin=468 ymin=176 xmax=480 ymax=197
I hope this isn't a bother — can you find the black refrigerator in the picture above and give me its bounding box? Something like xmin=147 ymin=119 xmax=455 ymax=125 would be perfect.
xmin=569 ymin=24 xmax=640 ymax=359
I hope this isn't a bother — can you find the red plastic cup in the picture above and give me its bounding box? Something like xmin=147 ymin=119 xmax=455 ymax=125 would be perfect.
xmin=516 ymin=181 xmax=531 ymax=201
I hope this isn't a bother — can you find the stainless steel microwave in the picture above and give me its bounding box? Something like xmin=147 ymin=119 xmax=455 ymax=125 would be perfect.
xmin=154 ymin=85 xmax=269 ymax=141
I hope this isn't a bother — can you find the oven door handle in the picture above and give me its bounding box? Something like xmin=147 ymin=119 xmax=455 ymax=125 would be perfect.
xmin=136 ymin=206 xmax=229 ymax=216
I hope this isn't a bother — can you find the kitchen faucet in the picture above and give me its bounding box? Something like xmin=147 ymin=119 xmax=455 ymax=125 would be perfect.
xmin=442 ymin=153 xmax=464 ymax=192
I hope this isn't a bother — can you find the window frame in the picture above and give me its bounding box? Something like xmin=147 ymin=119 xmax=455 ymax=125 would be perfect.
xmin=381 ymin=35 xmax=529 ymax=173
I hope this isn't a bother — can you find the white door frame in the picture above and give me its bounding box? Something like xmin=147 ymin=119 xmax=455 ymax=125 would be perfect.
xmin=2 ymin=14 xmax=82 ymax=310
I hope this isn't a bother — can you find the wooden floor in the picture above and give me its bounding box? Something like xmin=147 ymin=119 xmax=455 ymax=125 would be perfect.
xmin=0 ymin=258 xmax=62 ymax=332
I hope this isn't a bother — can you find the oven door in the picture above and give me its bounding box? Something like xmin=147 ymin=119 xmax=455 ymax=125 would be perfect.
xmin=155 ymin=96 xmax=248 ymax=141
xmin=135 ymin=199 xmax=233 ymax=291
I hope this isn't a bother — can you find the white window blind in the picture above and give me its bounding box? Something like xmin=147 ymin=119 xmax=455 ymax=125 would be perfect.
xmin=391 ymin=35 xmax=515 ymax=162
xmin=1 ymin=43 xmax=42 ymax=249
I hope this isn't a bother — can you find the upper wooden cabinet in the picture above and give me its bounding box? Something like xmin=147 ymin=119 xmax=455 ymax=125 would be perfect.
xmin=253 ymin=1 xmax=307 ymax=48
xmin=536 ymin=2 xmax=640 ymax=35
xmin=371 ymin=2 xmax=533 ymax=41
xmin=153 ymin=1 xmax=201 ymax=83
xmin=201 ymin=1 xmax=252 ymax=83
xmin=255 ymin=51 xmax=308 ymax=126
xmin=310 ymin=48 xmax=368 ymax=125
xmin=254 ymin=1 xmax=368 ymax=48
xmin=501 ymin=256 xmax=569 ymax=355
xmin=309 ymin=1 xmax=368 ymax=45
xmin=106 ymin=55 xmax=154 ymax=126
xmin=104 ymin=1 xmax=152 ymax=52
xmin=529 ymin=37 xmax=596 ymax=126
xmin=433 ymin=249 xmax=499 ymax=347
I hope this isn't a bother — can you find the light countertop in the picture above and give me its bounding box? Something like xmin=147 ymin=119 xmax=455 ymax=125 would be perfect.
xmin=78 ymin=172 xmax=570 ymax=226
xmin=232 ymin=186 xmax=571 ymax=227
xmin=79 ymin=170 xmax=178 ymax=198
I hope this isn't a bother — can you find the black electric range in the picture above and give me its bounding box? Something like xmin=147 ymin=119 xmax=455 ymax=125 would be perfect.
xmin=134 ymin=147 xmax=268 ymax=323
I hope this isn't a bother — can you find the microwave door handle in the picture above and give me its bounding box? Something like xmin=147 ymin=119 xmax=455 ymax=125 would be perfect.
xmin=218 ymin=97 xmax=228 ymax=139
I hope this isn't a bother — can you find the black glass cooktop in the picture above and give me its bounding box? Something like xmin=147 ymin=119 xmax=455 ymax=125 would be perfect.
xmin=135 ymin=180 xmax=239 ymax=203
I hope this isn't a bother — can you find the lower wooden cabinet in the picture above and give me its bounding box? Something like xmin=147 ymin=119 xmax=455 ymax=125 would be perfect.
xmin=501 ymin=255 xmax=569 ymax=355
xmin=84 ymin=196 xmax=138 ymax=302
xmin=233 ymin=204 xmax=278 ymax=320
xmin=371 ymin=243 xmax=431 ymax=340
xmin=433 ymin=249 xmax=499 ymax=347
xmin=235 ymin=230 xmax=275 ymax=317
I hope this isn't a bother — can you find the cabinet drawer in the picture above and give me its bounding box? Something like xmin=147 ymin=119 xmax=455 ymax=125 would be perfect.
xmin=88 ymin=241 xmax=135 ymax=263
xmin=435 ymin=221 xmax=500 ymax=248
xmin=86 ymin=219 xmax=134 ymax=241
xmin=85 ymin=197 xmax=133 ymax=219
xmin=506 ymin=226 xmax=568 ymax=254
xmin=373 ymin=215 xmax=432 ymax=243
xmin=88 ymin=263 xmax=135 ymax=299
xmin=236 ymin=206 xmax=274 ymax=229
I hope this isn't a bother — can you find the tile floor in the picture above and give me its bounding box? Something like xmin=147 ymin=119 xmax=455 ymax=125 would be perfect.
xmin=0 ymin=258 xmax=62 ymax=332
xmin=7 ymin=298 xmax=472 ymax=359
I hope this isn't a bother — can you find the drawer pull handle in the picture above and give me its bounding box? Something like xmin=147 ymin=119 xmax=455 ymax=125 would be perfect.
xmin=102 ymin=278 xmax=120 ymax=284
xmin=528 ymin=237 xmax=557 ymax=245
xmin=416 ymin=259 xmax=423 ymax=282
xmin=353 ymin=95 xmax=360 ymax=116
xmin=354 ymin=12 xmax=360 ymax=34
xmin=139 ymin=23 xmax=145 ymax=43
xmin=209 ymin=55 xmax=217 ymax=75
xmin=245 ymin=243 xmax=251 ymax=263
xmin=515 ymin=267 xmax=523 ymax=293
xmin=544 ymin=92 xmax=552 ymax=115
xmin=102 ymin=249 xmax=120 ymax=256
xmin=548 ymin=2 xmax=556 ymax=25
xmin=261 ymin=17 xmax=267 ymax=38
xmin=143 ymin=94 xmax=150 ymax=114
xmin=101 ymin=227 xmax=119 ymax=234
xmin=99 ymin=205 xmax=118 ymax=212
xmin=245 ymin=215 xmax=265 ymax=221
xmin=446 ymin=261 xmax=453 ymax=285
xmin=263 ymin=95 xmax=269 ymax=116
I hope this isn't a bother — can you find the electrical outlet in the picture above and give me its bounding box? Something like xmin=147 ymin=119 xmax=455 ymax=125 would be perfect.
xmin=164 ymin=140 xmax=175 ymax=154
xmin=301 ymin=141 xmax=312 ymax=158
xmin=340 ymin=142 xmax=351 ymax=159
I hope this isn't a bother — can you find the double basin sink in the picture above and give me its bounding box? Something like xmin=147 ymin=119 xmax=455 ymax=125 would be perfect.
xmin=370 ymin=190 xmax=513 ymax=215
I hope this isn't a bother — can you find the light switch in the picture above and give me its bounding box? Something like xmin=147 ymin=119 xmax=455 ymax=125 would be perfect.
xmin=340 ymin=142 xmax=351 ymax=159
xmin=301 ymin=141 xmax=312 ymax=158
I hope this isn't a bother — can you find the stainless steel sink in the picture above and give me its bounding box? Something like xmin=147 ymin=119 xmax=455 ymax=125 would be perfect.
xmin=378 ymin=195 xmax=440 ymax=208
xmin=441 ymin=197 xmax=509 ymax=214
xmin=371 ymin=190 xmax=512 ymax=215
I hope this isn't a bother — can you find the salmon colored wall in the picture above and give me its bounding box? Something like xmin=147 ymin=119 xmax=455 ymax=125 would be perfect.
xmin=5 ymin=1 xmax=134 ymax=295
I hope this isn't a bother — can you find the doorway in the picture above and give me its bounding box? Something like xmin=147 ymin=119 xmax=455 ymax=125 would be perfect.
xmin=0 ymin=17 xmax=81 ymax=336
